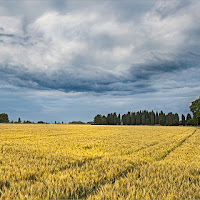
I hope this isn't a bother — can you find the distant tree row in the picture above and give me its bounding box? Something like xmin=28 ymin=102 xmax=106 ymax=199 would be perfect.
xmin=94 ymin=97 xmax=200 ymax=126
xmin=69 ymin=121 xmax=85 ymax=124
xmin=0 ymin=113 xmax=9 ymax=123
xmin=94 ymin=113 xmax=121 ymax=125
xmin=0 ymin=97 xmax=199 ymax=125
xmin=94 ymin=111 xmax=196 ymax=126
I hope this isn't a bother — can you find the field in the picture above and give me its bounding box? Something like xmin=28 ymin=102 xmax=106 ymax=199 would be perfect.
xmin=0 ymin=124 xmax=200 ymax=199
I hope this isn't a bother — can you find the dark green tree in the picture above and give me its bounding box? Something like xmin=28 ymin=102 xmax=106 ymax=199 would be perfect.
xmin=155 ymin=112 xmax=159 ymax=124
xmin=181 ymin=114 xmax=185 ymax=126
xmin=0 ymin=113 xmax=9 ymax=123
xmin=141 ymin=111 xmax=146 ymax=125
xmin=126 ymin=112 xmax=131 ymax=125
xmin=117 ymin=114 xmax=121 ymax=125
xmin=187 ymin=119 xmax=196 ymax=126
xmin=38 ymin=121 xmax=45 ymax=124
xmin=102 ymin=116 xmax=107 ymax=125
xmin=186 ymin=113 xmax=192 ymax=125
xmin=174 ymin=113 xmax=179 ymax=126
xmin=113 ymin=112 xmax=118 ymax=125
xmin=146 ymin=111 xmax=150 ymax=125
xmin=190 ymin=97 xmax=200 ymax=125
xmin=166 ymin=112 xmax=173 ymax=126
xmin=131 ymin=112 xmax=136 ymax=125
xmin=150 ymin=111 xmax=155 ymax=125
xmin=136 ymin=111 xmax=141 ymax=125
xmin=159 ymin=111 xmax=166 ymax=126
xmin=122 ymin=114 xmax=127 ymax=125
xmin=94 ymin=114 xmax=106 ymax=125
xmin=107 ymin=114 xmax=113 ymax=125
xmin=18 ymin=118 xmax=21 ymax=123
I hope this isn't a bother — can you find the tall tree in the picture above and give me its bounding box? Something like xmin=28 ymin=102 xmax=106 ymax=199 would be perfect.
xmin=141 ymin=111 xmax=146 ymax=125
xmin=117 ymin=114 xmax=121 ymax=125
xmin=174 ymin=113 xmax=179 ymax=126
xmin=136 ymin=111 xmax=141 ymax=125
xmin=150 ymin=111 xmax=155 ymax=125
xmin=186 ymin=113 xmax=192 ymax=123
xmin=18 ymin=118 xmax=21 ymax=123
xmin=94 ymin=114 xmax=100 ymax=124
xmin=94 ymin=114 xmax=107 ymax=125
xmin=181 ymin=114 xmax=186 ymax=126
xmin=190 ymin=97 xmax=200 ymax=125
xmin=131 ymin=112 xmax=136 ymax=125
xmin=166 ymin=112 xmax=173 ymax=126
xmin=122 ymin=114 xmax=127 ymax=125
xmin=0 ymin=113 xmax=9 ymax=123
xmin=126 ymin=112 xmax=131 ymax=125
xmin=155 ymin=112 xmax=159 ymax=124
xmin=107 ymin=114 xmax=112 ymax=125
xmin=159 ymin=111 xmax=166 ymax=126
xmin=113 ymin=112 xmax=118 ymax=125
xmin=102 ymin=115 xmax=107 ymax=125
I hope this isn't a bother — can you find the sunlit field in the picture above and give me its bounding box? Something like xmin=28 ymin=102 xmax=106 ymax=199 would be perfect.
xmin=0 ymin=124 xmax=199 ymax=199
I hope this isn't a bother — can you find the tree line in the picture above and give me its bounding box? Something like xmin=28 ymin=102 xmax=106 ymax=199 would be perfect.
xmin=93 ymin=111 xmax=196 ymax=126
xmin=94 ymin=97 xmax=200 ymax=126
xmin=0 ymin=97 xmax=199 ymax=125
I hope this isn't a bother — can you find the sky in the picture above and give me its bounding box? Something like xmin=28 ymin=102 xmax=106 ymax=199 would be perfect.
xmin=0 ymin=0 xmax=200 ymax=123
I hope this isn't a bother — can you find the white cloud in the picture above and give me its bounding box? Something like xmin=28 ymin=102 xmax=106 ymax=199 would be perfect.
xmin=0 ymin=16 xmax=22 ymax=34
xmin=0 ymin=0 xmax=199 ymax=95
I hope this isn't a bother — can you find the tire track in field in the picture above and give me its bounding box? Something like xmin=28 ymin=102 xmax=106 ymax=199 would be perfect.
xmin=134 ymin=128 xmax=191 ymax=155
xmin=156 ymin=128 xmax=197 ymax=161
xmin=73 ymin=128 xmax=198 ymax=199
xmin=78 ymin=161 xmax=142 ymax=199
xmin=134 ymin=142 xmax=159 ymax=153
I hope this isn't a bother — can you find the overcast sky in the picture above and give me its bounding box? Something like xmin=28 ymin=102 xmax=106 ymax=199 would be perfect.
xmin=0 ymin=0 xmax=200 ymax=122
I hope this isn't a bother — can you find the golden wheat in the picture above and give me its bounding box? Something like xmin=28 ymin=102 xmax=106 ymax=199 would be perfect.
xmin=0 ymin=124 xmax=199 ymax=199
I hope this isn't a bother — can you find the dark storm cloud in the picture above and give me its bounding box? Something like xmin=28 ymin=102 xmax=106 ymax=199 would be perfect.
xmin=0 ymin=33 xmax=15 ymax=37
xmin=129 ymin=59 xmax=192 ymax=81
xmin=0 ymin=0 xmax=200 ymax=122
xmin=0 ymin=0 xmax=200 ymax=95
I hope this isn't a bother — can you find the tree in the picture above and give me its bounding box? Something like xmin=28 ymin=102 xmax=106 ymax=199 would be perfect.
xmin=141 ymin=111 xmax=146 ymax=125
xmin=107 ymin=114 xmax=113 ymax=125
xmin=159 ymin=111 xmax=166 ymax=126
xmin=0 ymin=113 xmax=9 ymax=123
xmin=126 ymin=112 xmax=131 ymax=125
xmin=166 ymin=112 xmax=173 ymax=126
xmin=102 ymin=115 xmax=107 ymax=125
xmin=186 ymin=113 xmax=192 ymax=122
xmin=150 ymin=111 xmax=155 ymax=125
xmin=113 ymin=112 xmax=118 ymax=125
xmin=186 ymin=118 xmax=196 ymax=126
xmin=69 ymin=121 xmax=85 ymax=124
xmin=38 ymin=121 xmax=45 ymax=124
xmin=190 ymin=97 xmax=200 ymax=125
xmin=94 ymin=114 xmax=106 ymax=125
xmin=131 ymin=112 xmax=136 ymax=125
xmin=181 ymin=114 xmax=185 ymax=126
xmin=117 ymin=114 xmax=121 ymax=125
xmin=186 ymin=113 xmax=192 ymax=126
xmin=155 ymin=112 xmax=159 ymax=124
xmin=136 ymin=111 xmax=141 ymax=125
xmin=174 ymin=113 xmax=179 ymax=126
xmin=18 ymin=118 xmax=21 ymax=123
xmin=122 ymin=114 xmax=127 ymax=125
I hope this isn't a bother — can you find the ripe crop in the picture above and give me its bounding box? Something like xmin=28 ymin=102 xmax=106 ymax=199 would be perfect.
xmin=0 ymin=124 xmax=199 ymax=199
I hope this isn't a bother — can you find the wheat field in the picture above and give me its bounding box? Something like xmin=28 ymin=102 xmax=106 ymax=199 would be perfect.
xmin=0 ymin=124 xmax=199 ymax=199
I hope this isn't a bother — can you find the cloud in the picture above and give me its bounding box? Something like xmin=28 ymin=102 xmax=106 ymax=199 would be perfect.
xmin=0 ymin=0 xmax=199 ymax=96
